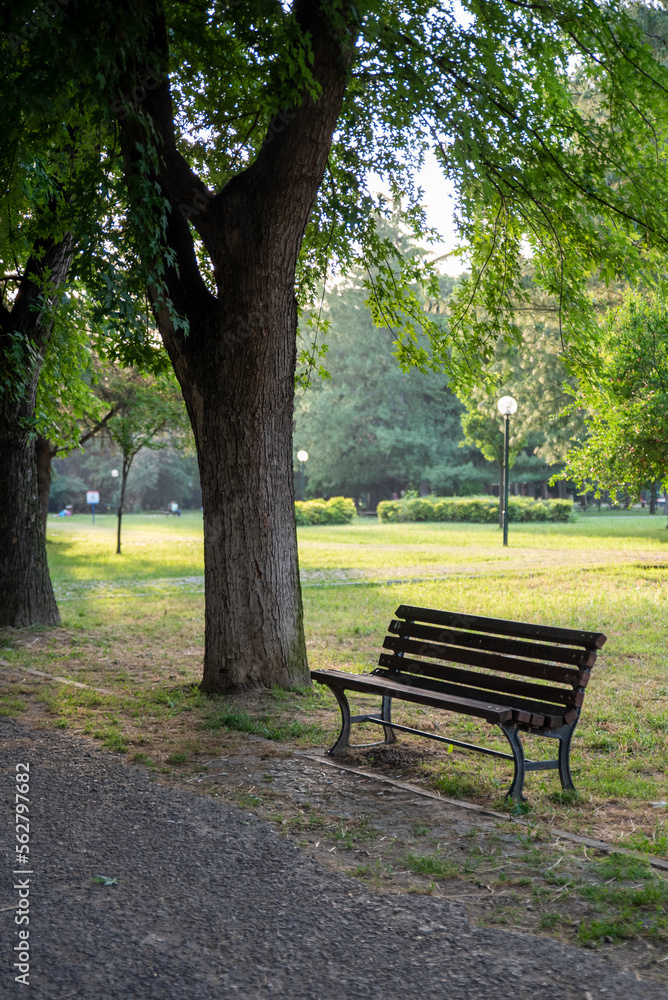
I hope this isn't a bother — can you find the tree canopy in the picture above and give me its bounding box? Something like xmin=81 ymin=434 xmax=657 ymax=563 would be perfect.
xmin=9 ymin=0 xmax=668 ymax=370
xmin=6 ymin=0 xmax=668 ymax=687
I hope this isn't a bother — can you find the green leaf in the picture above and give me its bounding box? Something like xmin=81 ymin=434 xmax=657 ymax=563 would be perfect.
xmin=92 ymin=875 xmax=119 ymax=886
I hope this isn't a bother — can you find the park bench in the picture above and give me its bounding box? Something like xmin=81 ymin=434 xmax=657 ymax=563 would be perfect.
xmin=311 ymin=604 xmax=606 ymax=801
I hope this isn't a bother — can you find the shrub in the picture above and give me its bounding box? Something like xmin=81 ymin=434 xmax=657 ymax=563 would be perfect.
xmin=377 ymin=495 xmax=574 ymax=524
xmin=376 ymin=500 xmax=402 ymax=523
xmin=405 ymin=498 xmax=435 ymax=521
xmin=324 ymin=496 xmax=357 ymax=524
xmin=455 ymin=497 xmax=498 ymax=522
xmin=295 ymin=496 xmax=356 ymax=525
xmin=547 ymin=499 xmax=574 ymax=522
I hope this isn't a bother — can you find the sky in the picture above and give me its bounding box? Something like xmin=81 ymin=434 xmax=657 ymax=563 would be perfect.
xmin=370 ymin=150 xmax=466 ymax=276
xmin=414 ymin=151 xmax=465 ymax=275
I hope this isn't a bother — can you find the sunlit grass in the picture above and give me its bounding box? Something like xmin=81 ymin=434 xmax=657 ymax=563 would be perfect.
xmin=46 ymin=511 xmax=204 ymax=584
xmin=297 ymin=511 xmax=668 ymax=582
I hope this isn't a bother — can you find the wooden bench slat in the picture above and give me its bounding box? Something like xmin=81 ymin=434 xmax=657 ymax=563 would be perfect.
xmin=374 ymin=664 xmax=571 ymax=728
xmin=310 ymin=669 xmax=514 ymax=724
xmin=395 ymin=605 xmax=607 ymax=650
xmin=382 ymin=635 xmax=587 ymax=688
xmin=377 ymin=650 xmax=583 ymax=706
xmin=388 ymin=619 xmax=597 ymax=669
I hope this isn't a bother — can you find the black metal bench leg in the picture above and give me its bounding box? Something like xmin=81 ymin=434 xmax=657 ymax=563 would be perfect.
xmin=381 ymin=695 xmax=397 ymax=745
xmin=328 ymin=687 xmax=352 ymax=756
xmin=500 ymin=723 xmax=527 ymax=802
xmin=557 ymin=720 xmax=578 ymax=793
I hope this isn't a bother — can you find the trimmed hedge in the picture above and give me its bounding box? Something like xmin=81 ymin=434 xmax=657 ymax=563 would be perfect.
xmin=376 ymin=496 xmax=573 ymax=524
xmin=295 ymin=496 xmax=357 ymax=525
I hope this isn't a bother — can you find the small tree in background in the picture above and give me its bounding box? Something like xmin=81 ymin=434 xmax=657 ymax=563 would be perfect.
xmin=106 ymin=370 xmax=190 ymax=554
xmin=457 ymin=295 xmax=589 ymax=512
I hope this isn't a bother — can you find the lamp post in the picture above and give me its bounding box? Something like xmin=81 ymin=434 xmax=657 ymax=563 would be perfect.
xmin=110 ymin=468 xmax=119 ymax=513
xmin=497 ymin=396 xmax=517 ymax=547
xmin=296 ymin=450 xmax=309 ymax=501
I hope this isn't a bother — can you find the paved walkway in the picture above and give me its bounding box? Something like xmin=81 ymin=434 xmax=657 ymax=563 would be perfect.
xmin=1 ymin=717 xmax=664 ymax=1000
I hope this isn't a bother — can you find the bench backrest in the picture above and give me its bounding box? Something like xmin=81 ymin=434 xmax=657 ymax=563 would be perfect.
xmin=376 ymin=605 xmax=607 ymax=728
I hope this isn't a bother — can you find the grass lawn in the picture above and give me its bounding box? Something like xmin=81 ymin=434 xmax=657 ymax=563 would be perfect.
xmin=2 ymin=509 xmax=667 ymax=851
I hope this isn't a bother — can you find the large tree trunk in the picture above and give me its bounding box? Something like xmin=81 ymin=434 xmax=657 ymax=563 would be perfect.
xmin=181 ymin=293 xmax=306 ymax=692
xmin=0 ymin=424 xmax=60 ymax=627
xmin=117 ymin=0 xmax=351 ymax=692
xmin=0 ymin=235 xmax=72 ymax=628
xmin=36 ymin=436 xmax=53 ymax=536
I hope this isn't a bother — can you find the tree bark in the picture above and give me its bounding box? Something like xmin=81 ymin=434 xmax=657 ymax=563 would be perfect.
xmin=0 ymin=235 xmax=73 ymax=627
xmin=0 ymin=424 xmax=60 ymax=627
xmin=116 ymin=455 xmax=132 ymax=555
xmin=36 ymin=436 xmax=54 ymax=536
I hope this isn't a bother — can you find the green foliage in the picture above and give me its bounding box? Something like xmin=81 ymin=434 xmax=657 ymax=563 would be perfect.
xmin=561 ymin=293 xmax=668 ymax=498
xmin=106 ymin=369 xmax=189 ymax=469
xmin=35 ymin=288 xmax=112 ymax=452
xmin=437 ymin=5 xmax=668 ymax=386
xmin=14 ymin=0 xmax=668 ymax=390
xmin=460 ymin=407 xmax=522 ymax=470
xmin=295 ymin=497 xmax=356 ymax=526
xmin=458 ymin=311 xmax=583 ymax=464
xmin=377 ymin=496 xmax=573 ymax=523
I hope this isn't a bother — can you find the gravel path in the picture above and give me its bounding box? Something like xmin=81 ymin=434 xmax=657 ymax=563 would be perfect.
xmin=1 ymin=717 xmax=664 ymax=1000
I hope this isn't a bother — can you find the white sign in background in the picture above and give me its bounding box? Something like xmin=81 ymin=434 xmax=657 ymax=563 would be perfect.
xmin=86 ymin=492 xmax=100 ymax=505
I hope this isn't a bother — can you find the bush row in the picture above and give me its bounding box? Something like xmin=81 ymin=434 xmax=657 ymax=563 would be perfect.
xmin=376 ymin=496 xmax=574 ymax=524
xmin=295 ymin=496 xmax=357 ymax=525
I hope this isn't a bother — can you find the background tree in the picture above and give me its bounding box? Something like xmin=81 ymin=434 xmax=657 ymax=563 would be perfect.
xmin=0 ymin=194 xmax=76 ymax=626
xmin=50 ymin=438 xmax=201 ymax=514
xmin=454 ymin=268 xmax=599 ymax=503
xmin=0 ymin=13 xmax=133 ymax=627
xmin=560 ymin=292 xmax=668 ymax=506
xmin=294 ymin=276 xmax=482 ymax=506
xmin=104 ymin=369 xmax=190 ymax=554
xmin=460 ymin=405 xmax=524 ymax=517
xmin=0 ymin=3 xmax=169 ymax=627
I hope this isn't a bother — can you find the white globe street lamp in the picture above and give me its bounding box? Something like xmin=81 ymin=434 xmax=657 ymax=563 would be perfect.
xmin=497 ymin=396 xmax=517 ymax=546
xmin=497 ymin=396 xmax=517 ymax=417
